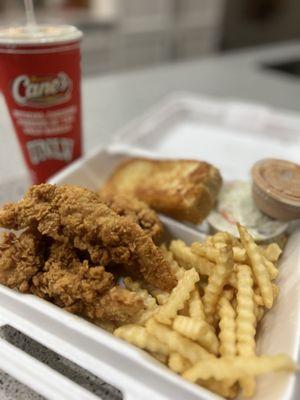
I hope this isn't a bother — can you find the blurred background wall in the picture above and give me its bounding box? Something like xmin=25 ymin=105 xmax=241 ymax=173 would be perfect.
xmin=222 ymin=0 xmax=300 ymax=49
xmin=1 ymin=0 xmax=299 ymax=76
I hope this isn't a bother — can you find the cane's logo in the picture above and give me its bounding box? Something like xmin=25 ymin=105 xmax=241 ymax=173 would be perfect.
xmin=12 ymin=72 xmax=72 ymax=107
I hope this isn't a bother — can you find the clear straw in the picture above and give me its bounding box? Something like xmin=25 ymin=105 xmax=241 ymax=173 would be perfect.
xmin=24 ymin=0 xmax=36 ymax=27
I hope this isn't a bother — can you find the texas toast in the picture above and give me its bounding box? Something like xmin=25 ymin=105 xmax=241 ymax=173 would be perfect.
xmin=101 ymin=158 xmax=222 ymax=223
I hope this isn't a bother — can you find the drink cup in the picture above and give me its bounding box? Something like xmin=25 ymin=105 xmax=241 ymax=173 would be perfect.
xmin=0 ymin=25 xmax=83 ymax=183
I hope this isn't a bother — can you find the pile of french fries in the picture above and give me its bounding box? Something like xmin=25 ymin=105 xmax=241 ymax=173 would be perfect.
xmin=114 ymin=224 xmax=296 ymax=398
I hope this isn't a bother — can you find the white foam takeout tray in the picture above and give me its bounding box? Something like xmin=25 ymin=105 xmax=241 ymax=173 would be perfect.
xmin=0 ymin=94 xmax=300 ymax=400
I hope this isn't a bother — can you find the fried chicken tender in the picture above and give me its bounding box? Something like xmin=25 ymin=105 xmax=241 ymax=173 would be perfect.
xmin=0 ymin=229 xmax=44 ymax=293
xmin=32 ymin=242 xmax=143 ymax=323
xmin=85 ymin=286 xmax=144 ymax=323
xmin=99 ymin=192 xmax=163 ymax=243
xmin=0 ymin=184 xmax=176 ymax=291
xmin=32 ymin=241 xmax=114 ymax=306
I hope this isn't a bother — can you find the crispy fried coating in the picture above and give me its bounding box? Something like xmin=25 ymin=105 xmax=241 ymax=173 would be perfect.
xmin=0 ymin=184 xmax=176 ymax=291
xmin=99 ymin=192 xmax=163 ymax=243
xmin=85 ymin=286 xmax=144 ymax=323
xmin=31 ymin=242 xmax=143 ymax=323
xmin=31 ymin=241 xmax=114 ymax=306
xmin=0 ymin=229 xmax=44 ymax=292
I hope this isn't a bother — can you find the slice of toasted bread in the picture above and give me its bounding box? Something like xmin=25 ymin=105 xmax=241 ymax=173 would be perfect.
xmin=101 ymin=158 xmax=222 ymax=223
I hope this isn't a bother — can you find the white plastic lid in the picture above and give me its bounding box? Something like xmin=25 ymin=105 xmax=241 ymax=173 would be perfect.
xmin=0 ymin=24 xmax=82 ymax=45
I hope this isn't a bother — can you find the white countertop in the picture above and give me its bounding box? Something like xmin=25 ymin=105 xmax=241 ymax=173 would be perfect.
xmin=0 ymin=41 xmax=300 ymax=399
xmin=82 ymin=41 xmax=300 ymax=150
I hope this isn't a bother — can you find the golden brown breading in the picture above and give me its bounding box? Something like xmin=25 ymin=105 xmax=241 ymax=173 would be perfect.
xmin=84 ymin=286 xmax=144 ymax=323
xmin=0 ymin=184 xmax=176 ymax=291
xmin=31 ymin=242 xmax=143 ymax=323
xmin=31 ymin=241 xmax=114 ymax=306
xmin=101 ymin=158 xmax=222 ymax=223
xmin=99 ymin=192 xmax=163 ymax=243
xmin=0 ymin=229 xmax=44 ymax=292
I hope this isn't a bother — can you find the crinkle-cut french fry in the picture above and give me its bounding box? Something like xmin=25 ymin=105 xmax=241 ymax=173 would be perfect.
xmin=236 ymin=265 xmax=256 ymax=357
xmin=182 ymin=354 xmax=296 ymax=382
xmin=253 ymin=284 xmax=279 ymax=308
xmin=236 ymin=264 xmax=256 ymax=397
xmin=152 ymin=352 xmax=168 ymax=364
xmin=204 ymin=236 xmax=214 ymax=247
xmin=123 ymin=277 xmax=158 ymax=325
xmin=156 ymin=293 xmax=170 ymax=305
xmin=254 ymin=304 xmax=265 ymax=324
xmin=200 ymin=379 xmax=238 ymax=399
xmin=155 ymin=268 xmax=199 ymax=325
xmin=211 ymin=231 xmax=234 ymax=245
xmin=170 ymin=240 xmax=214 ymax=276
xmin=179 ymin=300 xmax=190 ymax=316
xmin=212 ymin=315 xmax=220 ymax=330
xmin=218 ymin=296 xmax=236 ymax=357
xmin=114 ymin=324 xmax=169 ymax=355
xmin=233 ymin=246 xmax=247 ymax=263
xmin=263 ymin=243 xmax=282 ymax=263
xmin=124 ymin=277 xmax=157 ymax=310
xmin=150 ymin=290 xmax=169 ymax=305
xmin=188 ymin=289 xmax=206 ymax=320
xmin=160 ymin=245 xmax=185 ymax=279
xmin=223 ymin=288 xmax=235 ymax=301
xmin=168 ymin=353 xmax=191 ymax=373
xmin=228 ymin=271 xmax=238 ymax=289
xmin=137 ymin=309 xmax=159 ymax=325
xmin=253 ymin=290 xmax=264 ymax=307
xmin=142 ymin=283 xmax=169 ymax=305
xmin=238 ymin=224 xmax=273 ymax=309
xmin=214 ymin=243 xmax=247 ymax=263
xmin=241 ymin=372 xmax=256 ymax=396
xmin=263 ymin=256 xmax=279 ymax=280
xmin=203 ymin=246 xmax=234 ymax=324
xmin=232 ymin=297 xmax=237 ymax=311
xmin=146 ymin=318 xmax=213 ymax=364
xmin=214 ymin=242 xmax=227 ymax=249
xmin=124 ymin=277 xmax=158 ymax=324
xmin=216 ymin=295 xmax=238 ymax=398
xmin=191 ymin=242 xmax=218 ymax=263
xmin=191 ymin=242 xmax=221 ymax=263
xmin=173 ymin=315 xmax=219 ymax=355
